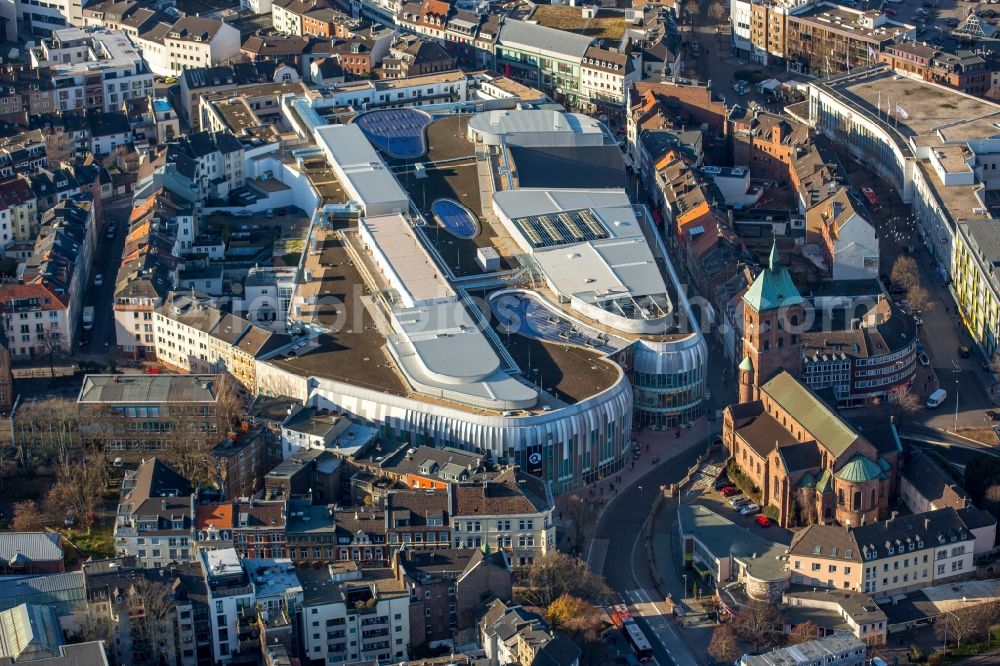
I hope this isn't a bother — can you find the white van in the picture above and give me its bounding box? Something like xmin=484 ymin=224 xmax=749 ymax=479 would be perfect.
xmin=926 ymin=388 xmax=947 ymax=408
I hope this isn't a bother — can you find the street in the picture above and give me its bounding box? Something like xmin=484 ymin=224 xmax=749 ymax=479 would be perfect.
xmin=77 ymin=198 xmax=131 ymax=363
xmin=594 ymin=438 xmax=709 ymax=666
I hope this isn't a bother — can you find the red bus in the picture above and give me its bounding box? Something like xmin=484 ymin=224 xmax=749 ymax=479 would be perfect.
xmin=610 ymin=605 xmax=654 ymax=662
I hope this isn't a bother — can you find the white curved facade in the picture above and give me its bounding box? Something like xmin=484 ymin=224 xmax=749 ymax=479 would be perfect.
xmin=627 ymin=334 xmax=708 ymax=429
xmin=304 ymin=360 xmax=634 ymax=495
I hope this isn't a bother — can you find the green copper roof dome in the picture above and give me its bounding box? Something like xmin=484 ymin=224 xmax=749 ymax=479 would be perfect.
xmin=743 ymin=241 xmax=804 ymax=312
xmin=834 ymin=454 xmax=883 ymax=483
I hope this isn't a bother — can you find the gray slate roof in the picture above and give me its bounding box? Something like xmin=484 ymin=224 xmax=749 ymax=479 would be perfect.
xmin=498 ymin=19 xmax=592 ymax=58
xmin=0 ymin=534 xmax=62 ymax=564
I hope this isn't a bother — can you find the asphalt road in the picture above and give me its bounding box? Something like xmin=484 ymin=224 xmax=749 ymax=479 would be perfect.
xmin=77 ymin=199 xmax=131 ymax=361
xmin=594 ymin=441 xmax=709 ymax=666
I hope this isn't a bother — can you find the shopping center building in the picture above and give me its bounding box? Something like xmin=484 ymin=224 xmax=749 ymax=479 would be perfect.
xmin=251 ymin=104 xmax=707 ymax=493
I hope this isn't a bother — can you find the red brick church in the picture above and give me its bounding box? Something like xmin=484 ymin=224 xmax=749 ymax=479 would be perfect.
xmin=722 ymin=244 xmax=899 ymax=528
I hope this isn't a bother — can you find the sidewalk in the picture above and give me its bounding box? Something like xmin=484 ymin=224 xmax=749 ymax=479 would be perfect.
xmin=556 ymin=417 xmax=718 ymax=557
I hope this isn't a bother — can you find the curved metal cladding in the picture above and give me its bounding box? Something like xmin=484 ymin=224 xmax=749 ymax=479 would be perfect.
xmin=306 ymin=361 xmax=633 ymax=494
xmin=629 ymin=333 xmax=708 ymax=429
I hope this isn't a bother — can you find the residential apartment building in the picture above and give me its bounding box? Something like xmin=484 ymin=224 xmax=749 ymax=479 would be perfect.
xmin=18 ymin=0 xmax=82 ymax=36
xmin=298 ymin=563 xmax=411 ymax=664
xmin=201 ymin=549 xmax=255 ymax=664
xmin=579 ymin=46 xmax=636 ymax=122
xmin=154 ymin=291 xmax=289 ymax=391
xmin=385 ymin=490 xmax=451 ymax=552
xmin=113 ymin=179 xmax=192 ymax=358
xmin=77 ymin=373 xmax=222 ymax=454
xmin=137 ymin=17 xmax=241 ymax=77
xmin=113 ymin=458 xmax=195 ymax=568
xmin=879 ymin=43 xmax=992 ymax=97
xmin=451 ymin=469 xmax=555 ymax=566
xmin=29 ymin=27 xmax=154 ymax=113
xmin=784 ymin=4 xmax=915 ymax=76
xmin=0 ymin=176 xmax=37 ymax=241
xmin=272 ymin=0 xmax=357 ymax=37
xmin=787 ymin=508 xmax=977 ymax=598
xmin=165 ymin=130 xmax=247 ymax=200
xmin=0 ymin=198 xmax=95 ymax=358
xmin=380 ymin=36 xmax=455 ymax=80
xmin=83 ymin=557 xmax=198 ymax=666
xmin=479 ymin=599 xmax=581 ymax=666
xmin=231 ymin=500 xmax=287 ymax=559
xmin=212 ymin=429 xmax=269 ymax=501
xmin=396 ymin=548 xmax=512 ymax=646
xmin=804 ymin=188 xmax=879 ymax=281
xmin=178 ymin=61 xmax=306 ymax=124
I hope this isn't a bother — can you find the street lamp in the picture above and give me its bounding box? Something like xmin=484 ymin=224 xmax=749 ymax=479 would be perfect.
xmin=954 ymin=379 xmax=960 ymax=432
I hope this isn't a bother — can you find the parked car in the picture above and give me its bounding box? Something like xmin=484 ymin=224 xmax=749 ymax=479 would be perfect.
xmin=985 ymin=410 xmax=1000 ymax=422
xmin=721 ymin=486 xmax=740 ymax=497
xmin=729 ymin=497 xmax=752 ymax=508
xmin=740 ymin=503 xmax=761 ymax=515
xmin=918 ymin=352 xmax=930 ymax=367
xmin=235 ymin=210 xmax=253 ymax=217
xmin=754 ymin=515 xmax=771 ymax=527
xmin=714 ymin=478 xmax=731 ymax=491
xmin=959 ymin=345 xmax=971 ymax=358
xmin=883 ymin=7 xmax=897 ymax=15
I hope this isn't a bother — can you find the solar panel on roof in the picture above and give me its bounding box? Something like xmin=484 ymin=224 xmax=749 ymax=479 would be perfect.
xmin=513 ymin=208 xmax=609 ymax=249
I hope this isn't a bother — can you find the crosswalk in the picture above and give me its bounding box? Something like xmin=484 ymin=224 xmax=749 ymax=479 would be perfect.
xmin=623 ymin=588 xmax=700 ymax=666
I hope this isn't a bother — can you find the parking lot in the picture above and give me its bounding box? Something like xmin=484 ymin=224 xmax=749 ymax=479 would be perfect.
xmin=683 ymin=469 xmax=795 ymax=546
xmin=877 ymin=0 xmax=998 ymax=41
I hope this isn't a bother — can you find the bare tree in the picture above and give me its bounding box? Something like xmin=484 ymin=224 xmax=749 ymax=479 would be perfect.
xmin=889 ymin=386 xmax=923 ymax=425
xmin=907 ymin=284 xmax=933 ymax=314
xmin=683 ymin=0 xmax=699 ymax=24
xmin=935 ymin=607 xmax=986 ymax=654
xmin=990 ymin=352 xmax=1000 ymax=378
xmin=11 ymin=500 xmax=45 ymax=532
xmin=732 ymin=599 xmax=783 ymax=652
xmin=36 ymin=329 xmax=66 ymax=378
xmin=215 ymin=372 xmax=247 ymax=432
xmin=788 ymin=620 xmax=819 ymax=645
xmin=71 ymin=614 xmax=116 ymax=647
xmin=128 ymin=577 xmax=176 ymax=666
xmin=708 ymin=0 xmax=728 ymax=24
xmin=521 ymin=551 xmax=612 ymax=607
xmin=891 ymin=255 xmax=920 ymax=292
xmin=164 ymin=428 xmax=215 ymax=487
xmin=560 ymin=494 xmax=596 ymax=554
xmin=46 ymin=450 xmax=107 ymax=534
xmin=708 ymin=623 xmax=740 ymax=664
xmin=795 ymin=489 xmax=819 ymax=527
